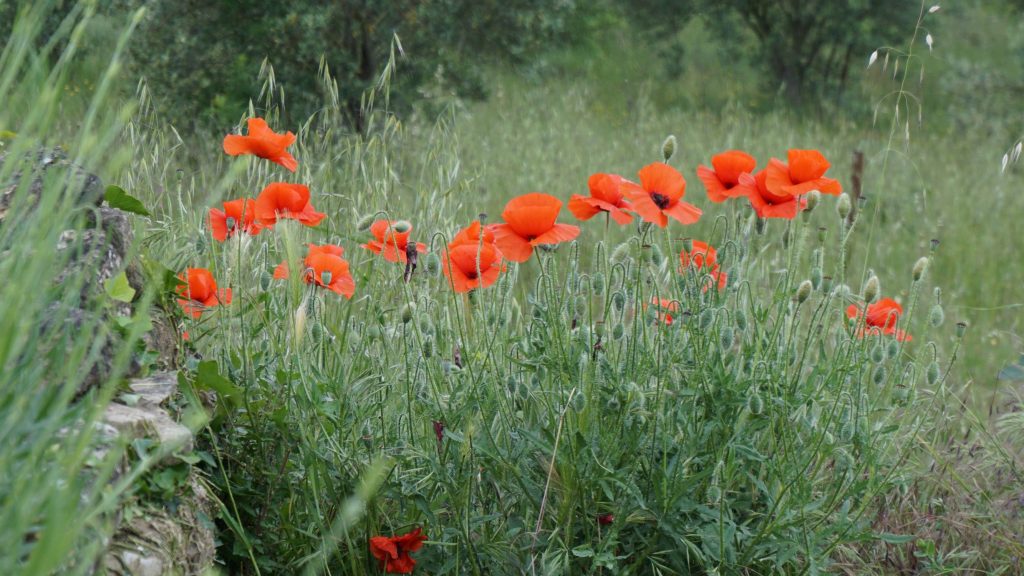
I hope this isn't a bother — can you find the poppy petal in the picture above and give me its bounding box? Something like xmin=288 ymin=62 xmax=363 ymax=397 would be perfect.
xmin=531 ymin=223 xmax=580 ymax=246
xmin=638 ymin=162 xmax=686 ymax=202
xmin=490 ymin=223 xmax=535 ymax=262
xmin=501 ymin=193 xmax=562 ymax=239
xmin=625 ymin=186 xmax=669 ymax=227
xmin=568 ymin=194 xmax=602 ymax=221
xmin=711 ymin=150 xmax=757 ymax=184
xmin=663 ymin=200 xmax=702 ymax=225
xmin=209 ymin=208 xmax=229 ymax=242
xmin=788 ymin=149 xmax=830 ymax=183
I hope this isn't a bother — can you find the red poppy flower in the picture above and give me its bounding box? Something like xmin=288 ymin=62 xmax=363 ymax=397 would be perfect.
xmin=362 ymin=220 xmax=428 ymax=263
xmin=176 ymin=268 xmax=231 ymax=318
xmin=209 ymin=198 xmax=261 ymax=242
xmin=273 ymin=244 xmax=354 ymax=298
xmin=737 ymin=169 xmax=808 ymax=220
xmin=697 ymin=150 xmax=757 ymax=203
xmin=680 ymin=240 xmax=727 ymax=290
xmin=222 ymin=117 xmax=298 ymax=172
xmin=597 ymin=514 xmax=614 ymax=526
xmin=369 ymin=528 xmax=427 ymax=574
xmin=648 ymin=297 xmax=679 ymax=325
xmin=444 ymin=221 xmax=506 ymax=293
xmin=846 ymin=297 xmax=912 ymax=342
xmin=622 ymin=163 xmax=702 ymax=228
xmin=254 ymin=182 xmax=325 ymax=228
xmin=488 ymin=193 xmax=580 ymax=263
xmin=764 ymin=149 xmax=842 ymax=198
xmin=568 ymin=173 xmax=634 ymax=225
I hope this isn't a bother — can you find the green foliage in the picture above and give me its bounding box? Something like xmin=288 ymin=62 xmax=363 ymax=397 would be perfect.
xmin=104 ymin=184 xmax=150 ymax=216
xmin=123 ymin=0 xmax=580 ymax=128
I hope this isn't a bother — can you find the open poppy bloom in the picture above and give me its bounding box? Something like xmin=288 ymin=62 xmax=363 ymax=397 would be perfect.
xmin=254 ymin=182 xmax=325 ymax=228
xmin=362 ymin=220 xmax=428 ymax=263
xmin=568 ymin=173 xmax=634 ymax=225
xmin=444 ymin=221 xmax=506 ymax=293
xmin=488 ymin=193 xmax=580 ymax=262
xmin=737 ymin=169 xmax=808 ymax=220
xmin=846 ymin=297 xmax=912 ymax=341
xmin=648 ymin=297 xmax=680 ymax=325
xmin=369 ymin=527 xmax=427 ymax=574
xmin=764 ymin=149 xmax=842 ymax=198
xmin=176 ymin=268 xmax=231 ymax=318
xmin=273 ymin=244 xmax=354 ymax=298
xmin=622 ymin=163 xmax=702 ymax=227
xmin=697 ymin=150 xmax=757 ymax=203
xmin=222 ymin=117 xmax=298 ymax=172
xmin=209 ymin=198 xmax=261 ymax=242
xmin=680 ymin=240 xmax=727 ymax=290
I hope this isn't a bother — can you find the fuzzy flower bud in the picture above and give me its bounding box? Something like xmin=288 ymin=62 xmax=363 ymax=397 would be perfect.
xmin=912 ymin=256 xmax=929 ymax=282
xmin=796 ymin=280 xmax=813 ymax=303
xmin=356 ymin=214 xmax=375 ymax=231
xmin=662 ymin=135 xmax=677 ymax=162
xmin=863 ymin=275 xmax=880 ymax=304
xmin=928 ymin=304 xmax=944 ymax=327
xmin=747 ymin=388 xmax=764 ymax=415
xmin=401 ymin=303 xmax=415 ymax=324
xmin=803 ymin=190 xmax=821 ymax=215
xmin=837 ymin=193 xmax=852 ymax=220
xmin=926 ymin=360 xmax=941 ymax=385
xmin=424 ymin=252 xmax=441 ymax=276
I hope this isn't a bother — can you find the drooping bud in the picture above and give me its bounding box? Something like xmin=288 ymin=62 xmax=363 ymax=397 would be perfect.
xmin=863 ymin=274 xmax=880 ymax=303
xmin=929 ymin=304 xmax=944 ymax=327
xmin=811 ymin=267 xmax=823 ymax=289
xmin=886 ymin=339 xmax=899 ymax=359
xmin=260 ymin=270 xmax=273 ymax=290
xmin=611 ymin=242 xmax=631 ymax=263
xmin=837 ymin=193 xmax=852 ymax=220
xmin=796 ymin=280 xmax=813 ymax=303
xmin=649 ymin=243 xmax=664 ymax=266
xmin=735 ymin=310 xmax=747 ymax=331
xmin=912 ymin=256 xmax=929 ymax=282
xmin=424 ymin=252 xmax=441 ymax=276
xmin=393 ymin=220 xmax=412 ymax=233
xmin=612 ymin=291 xmax=625 ymax=311
xmin=719 ymin=326 xmax=734 ymax=349
xmin=873 ymin=364 xmax=887 ymax=385
xmin=747 ymin=388 xmax=764 ymax=415
xmin=871 ymin=342 xmax=885 ymax=363
xmin=926 ymin=360 xmax=940 ymax=385
xmin=592 ymin=272 xmax=606 ymax=295
xmin=699 ymin=308 xmax=715 ymax=331
xmin=662 ymin=134 xmax=677 ymax=162
xmin=356 ymin=214 xmax=375 ymax=231
xmin=401 ymin=303 xmax=414 ymax=324
xmin=612 ymin=323 xmax=624 ymax=341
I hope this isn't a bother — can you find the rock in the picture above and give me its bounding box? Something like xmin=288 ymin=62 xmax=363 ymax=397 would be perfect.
xmin=103 ymin=372 xmax=193 ymax=460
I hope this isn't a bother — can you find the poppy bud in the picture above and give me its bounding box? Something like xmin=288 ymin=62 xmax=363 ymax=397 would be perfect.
xmin=260 ymin=270 xmax=273 ymax=290
xmin=356 ymin=214 xmax=375 ymax=231
xmin=956 ymin=321 xmax=968 ymax=338
xmin=699 ymin=308 xmax=715 ymax=331
xmin=597 ymin=513 xmax=614 ymax=526
xmin=720 ymin=326 xmax=734 ymax=349
xmin=873 ymin=364 xmax=887 ymax=385
xmin=887 ymin=339 xmax=899 ymax=359
xmin=612 ymin=323 xmax=625 ymax=341
xmin=424 ymin=252 xmax=441 ymax=276
xmin=612 ymin=291 xmax=625 ymax=311
xmin=837 ymin=193 xmax=852 ymax=220
xmin=796 ymin=280 xmax=813 ymax=303
xmin=811 ymin=267 xmax=823 ymax=289
xmin=871 ymin=343 xmax=885 ymax=363
xmin=662 ymin=134 xmax=677 ymax=162
xmin=817 ymin=226 xmax=827 ymax=243
xmin=401 ymin=303 xmax=414 ymax=324
xmin=592 ymin=272 xmax=606 ymax=295
xmin=648 ymin=243 xmax=664 ymax=266
xmin=311 ymin=321 xmax=323 ymax=341
xmin=747 ymin=389 xmax=764 ymax=415
xmin=926 ymin=360 xmax=940 ymax=385
xmin=912 ymin=257 xmax=929 ymax=282
xmin=611 ymin=242 xmax=631 ymax=263
xmin=803 ymin=190 xmax=821 ymax=215
xmin=735 ymin=310 xmax=747 ymax=331
xmin=929 ymin=304 xmax=944 ymax=327
xmin=863 ymin=275 xmax=880 ymax=304
xmin=423 ymin=337 xmax=434 ymax=358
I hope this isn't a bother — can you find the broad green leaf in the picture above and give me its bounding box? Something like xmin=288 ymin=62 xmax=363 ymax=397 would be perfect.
xmin=194 ymin=360 xmax=244 ymax=408
xmin=104 ymin=271 xmax=136 ymax=303
xmin=104 ymin=185 xmax=151 ymax=217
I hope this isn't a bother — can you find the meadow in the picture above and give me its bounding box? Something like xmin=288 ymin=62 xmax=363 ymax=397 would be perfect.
xmin=3 ymin=1 xmax=1024 ymax=575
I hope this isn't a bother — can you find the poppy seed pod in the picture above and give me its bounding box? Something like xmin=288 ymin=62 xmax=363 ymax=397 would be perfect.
xmin=681 ymin=237 xmax=693 ymax=253
xmin=356 ymin=214 xmax=375 ymax=231
xmin=863 ymin=275 xmax=880 ymax=304
xmin=797 ymin=280 xmax=813 ymax=303
xmin=662 ymin=134 xmax=677 ymax=162
xmin=956 ymin=321 xmax=968 ymax=338
xmin=912 ymin=256 xmax=929 ymax=282
xmin=837 ymin=193 xmax=852 ymax=220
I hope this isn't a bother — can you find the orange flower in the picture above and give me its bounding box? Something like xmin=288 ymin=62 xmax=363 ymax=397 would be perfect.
xmin=737 ymin=169 xmax=808 ymax=220
xmin=362 ymin=220 xmax=428 ymax=263
xmin=369 ymin=528 xmax=427 ymax=574
xmin=176 ymin=268 xmax=231 ymax=318
xmin=568 ymin=173 xmax=634 ymax=225
xmin=697 ymin=150 xmax=757 ymax=203
xmin=680 ymin=240 xmax=727 ymax=290
xmin=222 ymin=117 xmax=298 ymax=172
xmin=254 ymin=182 xmax=325 ymax=228
xmin=444 ymin=221 xmax=505 ymax=293
xmin=846 ymin=297 xmax=912 ymax=342
xmin=764 ymin=149 xmax=842 ymax=198
xmin=622 ymin=163 xmax=702 ymax=227
xmin=273 ymin=244 xmax=354 ymax=298
xmin=488 ymin=193 xmax=580 ymax=262
xmin=648 ymin=297 xmax=679 ymax=325
xmin=209 ymin=198 xmax=261 ymax=242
